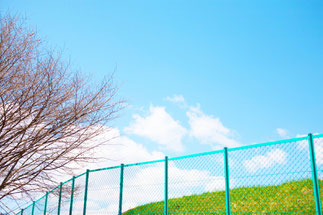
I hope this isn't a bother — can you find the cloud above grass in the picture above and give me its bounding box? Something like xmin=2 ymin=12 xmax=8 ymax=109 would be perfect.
xmin=186 ymin=104 xmax=240 ymax=149
xmin=277 ymin=128 xmax=288 ymax=138
xmin=124 ymin=105 xmax=187 ymax=152
xmin=58 ymin=126 xmax=165 ymax=180
xmin=165 ymin=94 xmax=185 ymax=104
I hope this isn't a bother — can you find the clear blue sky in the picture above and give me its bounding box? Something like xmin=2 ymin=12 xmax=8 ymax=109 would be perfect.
xmin=2 ymin=0 xmax=323 ymax=158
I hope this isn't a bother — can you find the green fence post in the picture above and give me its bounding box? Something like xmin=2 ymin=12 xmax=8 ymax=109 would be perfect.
xmin=309 ymin=133 xmax=322 ymax=215
xmin=44 ymin=192 xmax=49 ymax=215
xmin=57 ymin=182 xmax=63 ymax=215
xmin=165 ymin=156 xmax=168 ymax=215
xmin=224 ymin=147 xmax=231 ymax=215
xmin=21 ymin=208 xmax=24 ymax=215
xmin=69 ymin=176 xmax=76 ymax=215
xmin=83 ymin=170 xmax=90 ymax=215
xmin=118 ymin=164 xmax=124 ymax=215
xmin=31 ymin=201 xmax=35 ymax=215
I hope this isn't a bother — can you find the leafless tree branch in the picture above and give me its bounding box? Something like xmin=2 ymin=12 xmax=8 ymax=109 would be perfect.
xmin=0 ymin=14 xmax=124 ymax=209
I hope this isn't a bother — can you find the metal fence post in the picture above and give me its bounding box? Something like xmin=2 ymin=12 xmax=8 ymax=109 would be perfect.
xmin=165 ymin=156 xmax=168 ymax=215
xmin=31 ymin=201 xmax=35 ymax=215
xmin=43 ymin=192 xmax=48 ymax=215
xmin=83 ymin=170 xmax=90 ymax=215
xmin=224 ymin=147 xmax=231 ymax=215
xmin=118 ymin=164 xmax=124 ymax=215
xmin=308 ymin=133 xmax=322 ymax=215
xmin=21 ymin=208 xmax=24 ymax=215
xmin=57 ymin=182 xmax=63 ymax=215
xmin=69 ymin=176 xmax=76 ymax=215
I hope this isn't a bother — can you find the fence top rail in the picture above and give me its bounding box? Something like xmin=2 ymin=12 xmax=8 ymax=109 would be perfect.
xmin=169 ymin=148 xmax=224 ymax=161
xmin=19 ymin=133 xmax=322 ymax=213
xmin=171 ymin=135 xmax=311 ymax=160
xmin=124 ymin=159 xmax=165 ymax=167
xmin=313 ymin=133 xmax=323 ymax=139
xmin=90 ymin=165 xmax=121 ymax=172
xmin=228 ymin=135 xmax=309 ymax=152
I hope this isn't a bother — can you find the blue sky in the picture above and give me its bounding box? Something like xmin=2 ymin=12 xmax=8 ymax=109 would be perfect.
xmin=1 ymin=0 xmax=323 ymax=161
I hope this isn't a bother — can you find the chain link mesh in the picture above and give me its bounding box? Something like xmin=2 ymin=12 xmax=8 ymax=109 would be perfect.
xmin=22 ymin=204 xmax=33 ymax=215
xmin=314 ymin=137 xmax=323 ymax=211
xmin=122 ymin=161 xmax=165 ymax=215
xmin=60 ymin=180 xmax=73 ymax=215
xmin=16 ymin=136 xmax=323 ymax=215
xmin=86 ymin=168 xmax=120 ymax=215
xmin=168 ymin=152 xmax=226 ymax=214
xmin=229 ymin=140 xmax=315 ymax=214
xmin=46 ymin=187 xmax=59 ymax=215
xmin=69 ymin=174 xmax=86 ymax=215
xmin=33 ymin=196 xmax=45 ymax=215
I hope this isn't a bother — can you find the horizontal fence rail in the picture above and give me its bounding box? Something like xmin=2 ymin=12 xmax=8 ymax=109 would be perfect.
xmin=12 ymin=133 xmax=323 ymax=215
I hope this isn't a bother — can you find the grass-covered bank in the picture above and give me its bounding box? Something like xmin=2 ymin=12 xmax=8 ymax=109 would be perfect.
xmin=123 ymin=179 xmax=322 ymax=214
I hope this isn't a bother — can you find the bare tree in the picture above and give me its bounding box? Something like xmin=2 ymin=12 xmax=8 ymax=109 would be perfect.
xmin=0 ymin=15 xmax=123 ymax=206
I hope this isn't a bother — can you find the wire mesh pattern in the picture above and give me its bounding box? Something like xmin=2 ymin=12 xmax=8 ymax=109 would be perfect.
xmin=60 ymin=180 xmax=73 ymax=215
xmin=32 ymin=196 xmax=45 ymax=215
xmin=122 ymin=161 xmax=165 ymax=214
xmin=71 ymin=174 xmax=86 ymax=215
xmin=229 ymin=140 xmax=315 ymax=214
xmin=14 ymin=134 xmax=323 ymax=215
xmin=22 ymin=203 xmax=33 ymax=215
xmin=86 ymin=168 xmax=121 ymax=215
xmin=46 ymin=187 xmax=59 ymax=215
xmin=168 ymin=152 xmax=226 ymax=214
xmin=314 ymin=136 xmax=323 ymax=211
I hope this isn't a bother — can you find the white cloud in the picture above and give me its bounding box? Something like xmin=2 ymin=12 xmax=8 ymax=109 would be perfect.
xmin=124 ymin=105 xmax=187 ymax=152
xmin=165 ymin=94 xmax=185 ymax=104
xmin=186 ymin=104 xmax=240 ymax=149
xmin=94 ymin=128 xmax=165 ymax=165
xmin=69 ymin=127 xmax=166 ymax=175
xmin=243 ymin=149 xmax=288 ymax=173
xmin=277 ymin=128 xmax=288 ymax=138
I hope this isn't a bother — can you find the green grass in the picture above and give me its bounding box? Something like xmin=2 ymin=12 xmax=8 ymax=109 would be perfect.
xmin=123 ymin=179 xmax=322 ymax=214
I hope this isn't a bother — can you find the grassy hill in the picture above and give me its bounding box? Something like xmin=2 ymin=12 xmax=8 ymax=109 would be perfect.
xmin=123 ymin=179 xmax=322 ymax=214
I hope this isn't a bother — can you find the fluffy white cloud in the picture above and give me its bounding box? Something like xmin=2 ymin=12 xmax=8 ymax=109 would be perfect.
xmin=69 ymin=127 xmax=166 ymax=175
xmin=243 ymin=149 xmax=288 ymax=173
xmin=186 ymin=104 xmax=240 ymax=149
xmin=124 ymin=105 xmax=187 ymax=152
xmin=277 ymin=128 xmax=288 ymax=138
xmin=165 ymin=95 xmax=185 ymax=103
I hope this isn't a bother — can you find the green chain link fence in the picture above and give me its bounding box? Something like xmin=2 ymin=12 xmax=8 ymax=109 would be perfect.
xmin=14 ymin=133 xmax=323 ymax=215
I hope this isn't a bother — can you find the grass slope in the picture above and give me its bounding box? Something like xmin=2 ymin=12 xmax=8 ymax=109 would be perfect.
xmin=123 ymin=179 xmax=322 ymax=214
